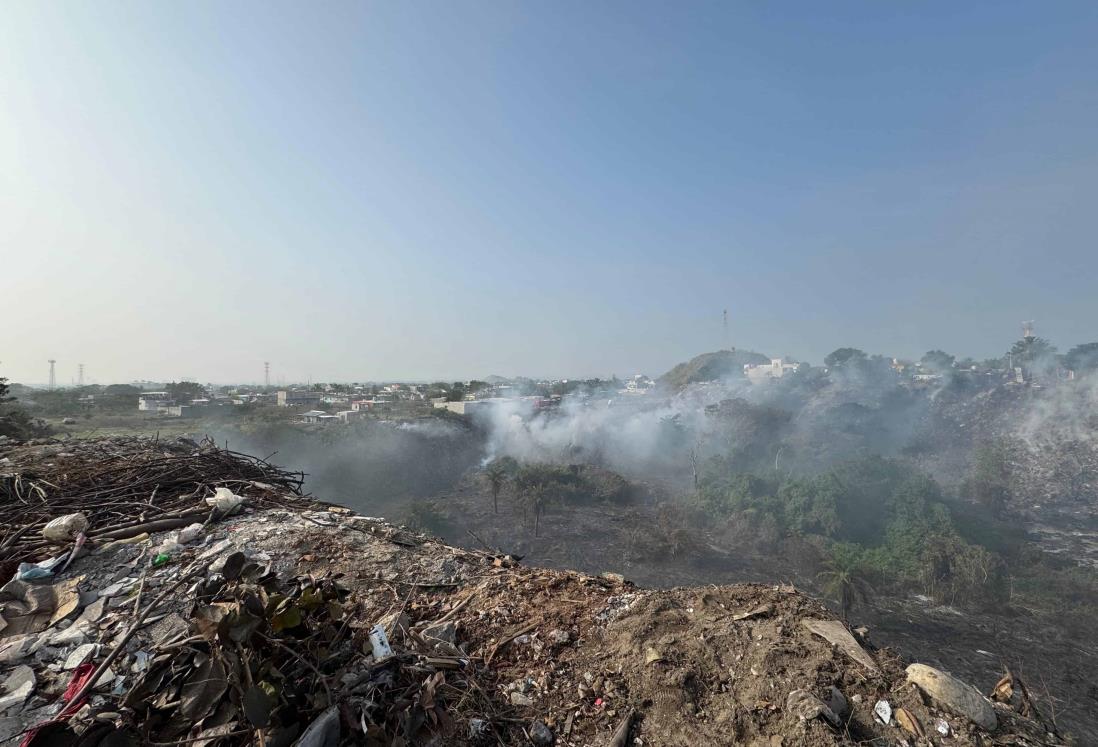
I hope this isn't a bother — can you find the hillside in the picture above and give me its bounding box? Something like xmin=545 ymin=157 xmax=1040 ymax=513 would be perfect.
xmin=0 ymin=436 xmax=1067 ymax=746
xmin=659 ymin=349 xmax=772 ymax=390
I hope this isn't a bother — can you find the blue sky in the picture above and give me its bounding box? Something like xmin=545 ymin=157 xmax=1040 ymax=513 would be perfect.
xmin=2 ymin=2 xmax=1097 ymax=384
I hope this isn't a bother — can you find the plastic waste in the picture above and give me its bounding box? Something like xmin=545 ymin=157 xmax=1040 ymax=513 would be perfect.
xmin=153 ymin=553 xmax=172 ymax=567
xmin=368 ymin=624 xmax=393 ymax=659
xmin=42 ymin=513 xmax=89 ymax=542
xmin=14 ymin=554 xmax=67 ymax=581
xmin=154 ymin=540 xmax=183 ymax=557
xmin=206 ymin=487 xmax=245 ymax=515
xmin=176 ymin=523 xmax=204 ymax=544
xmin=874 ymin=699 xmax=892 ymax=725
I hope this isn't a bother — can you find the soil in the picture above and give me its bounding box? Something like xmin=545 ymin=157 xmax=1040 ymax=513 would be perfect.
xmin=0 ymin=437 xmax=1066 ymax=746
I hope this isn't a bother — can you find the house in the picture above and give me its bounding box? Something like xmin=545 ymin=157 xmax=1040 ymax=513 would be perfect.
xmin=300 ymin=410 xmax=328 ymax=424
xmin=278 ymin=390 xmax=322 ymax=408
xmin=138 ymin=392 xmax=172 ymax=412
xmin=744 ymin=359 xmax=801 ymax=384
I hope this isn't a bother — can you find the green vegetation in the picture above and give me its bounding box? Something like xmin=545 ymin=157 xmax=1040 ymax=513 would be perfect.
xmin=817 ymin=543 xmax=874 ymax=621
xmin=694 ymin=454 xmax=1010 ymax=609
xmin=404 ymin=500 xmax=450 ymax=536
xmin=0 ymin=377 xmax=50 ymax=439
xmin=659 ymin=349 xmax=770 ymax=390
xmin=1064 ymin=342 xmax=1098 ymax=374
xmin=824 ymin=347 xmax=867 ymax=368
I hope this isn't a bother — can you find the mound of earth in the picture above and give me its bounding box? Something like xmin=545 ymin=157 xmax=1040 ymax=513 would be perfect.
xmin=0 ymin=437 xmax=1067 ymax=746
xmin=660 ymin=349 xmax=772 ymax=390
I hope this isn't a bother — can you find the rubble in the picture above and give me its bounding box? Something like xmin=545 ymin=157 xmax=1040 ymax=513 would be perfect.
xmin=906 ymin=663 xmax=998 ymax=732
xmin=0 ymin=436 xmax=1072 ymax=746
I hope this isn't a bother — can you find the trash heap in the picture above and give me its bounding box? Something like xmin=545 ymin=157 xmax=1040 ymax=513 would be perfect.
xmin=0 ymin=436 xmax=1072 ymax=746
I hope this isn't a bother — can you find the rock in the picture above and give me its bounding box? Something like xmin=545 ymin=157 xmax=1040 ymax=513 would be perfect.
xmin=64 ymin=642 xmax=97 ymax=670
xmin=786 ymin=689 xmax=840 ymax=727
xmin=802 ymin=619 xmax=880 ymax=674
xmin=49 ymin=619 xmax=92 ymax=647
xmin=0 ymin=666 xmax=35 ymax=714
xmin=530 ymin=720 xmax=554 ymax=745
xmin=827 ymin=686 xmax=849 ymax=717
xmin=420 ymin=620 xmax=457 ymax=645
xmin=0 ymin=634 xmax=39 ymax=664
xmin=906 ymin=664 xmax=997 ymax=732
xmin=509 ymin=691 xmax=534 ymax=707
xmin=549 ymin=629 xmax=571 ymax=645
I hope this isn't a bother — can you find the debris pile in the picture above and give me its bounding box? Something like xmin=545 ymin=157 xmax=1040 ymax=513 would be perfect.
xmin=0 ymin=436 xmax=1071 ymax=745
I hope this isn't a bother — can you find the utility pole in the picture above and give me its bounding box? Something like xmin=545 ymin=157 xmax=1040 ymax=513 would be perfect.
xmin=264 ymin=361 xmax=270 ymax=389
xmin=48 ymin=360 xmax=56 ymax=390
xmin=77 ymin=363 xmax=85 ymax=387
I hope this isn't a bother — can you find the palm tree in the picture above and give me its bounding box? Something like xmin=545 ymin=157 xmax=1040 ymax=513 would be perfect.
xmin=817 ymin=545 xmax=874 ymax=622
xmin=483 ymin=462 xmax=507 ymax=514
xmin=526 ymin=482 xmax=549 ymax=537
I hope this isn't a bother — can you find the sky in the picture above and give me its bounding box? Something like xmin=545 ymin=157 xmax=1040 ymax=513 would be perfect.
xmin=2 ymin=2 xmax=1097 ymax=386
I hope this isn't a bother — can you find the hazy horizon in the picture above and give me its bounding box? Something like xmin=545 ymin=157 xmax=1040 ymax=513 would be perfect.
xmin=3 ymin=2 xmax=1097 ymax=385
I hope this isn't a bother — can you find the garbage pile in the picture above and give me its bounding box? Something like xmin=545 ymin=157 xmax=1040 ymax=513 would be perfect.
xmin=0 ymin=435 xmax=307 ymax=570
xmin=0 ymin=436 xmax=1072 ymax=746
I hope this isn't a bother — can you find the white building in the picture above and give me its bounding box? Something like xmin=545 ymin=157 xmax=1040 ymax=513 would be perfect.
xmin=138 ymin=392 xmax=172 ymax=412
xmin=744 ymin=359 xmax=800 ymax=384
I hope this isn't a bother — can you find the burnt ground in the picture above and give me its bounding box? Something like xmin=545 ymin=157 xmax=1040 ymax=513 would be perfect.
xmin=426 ymin=475 xmax=1098 ymax=743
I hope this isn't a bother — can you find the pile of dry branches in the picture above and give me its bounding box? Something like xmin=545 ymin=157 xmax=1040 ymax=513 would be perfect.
xmin=0 ymin=435 xmax=309 ymax=565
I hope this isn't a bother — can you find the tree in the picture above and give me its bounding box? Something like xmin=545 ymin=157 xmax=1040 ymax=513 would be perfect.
xmin=483 ymin=462 xmax=507 ymax=514
xmin=167 ymin=381 xmax=208 ymax=402
xmin=824 ymin=348 xmax=867 ymax=368
xmin=1007 ymin=337 xmax=1057 ymax=375
xmin=817 ymin=544 xmax=874 ymax=621
xmin=920 ymin=350 xmax=955 ymax=372
xmin=0 ymin=377 xmax=13 ymax=405
xmin=514 ymin=464 xmax=561 ymax=538
xmin=971 ymin=441 xmax=1011 ymax=514
xmin=1064 ymin=342 xmax=1098 ymax=375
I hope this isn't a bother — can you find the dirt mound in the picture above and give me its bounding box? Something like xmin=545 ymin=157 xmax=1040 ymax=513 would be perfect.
xmin=660 ymin=349 xmax=772 ymax=390
xmin=0 ymin=437 xmax=1067 ymax=746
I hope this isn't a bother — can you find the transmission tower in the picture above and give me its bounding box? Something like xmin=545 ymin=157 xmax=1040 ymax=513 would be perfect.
xmin=48 ymin=360 xmax=56 ymax=390
xmin=264 ymin=362 xmax=270 ymax=388
xmin=77 ymin=363 xmax=85 ymax=387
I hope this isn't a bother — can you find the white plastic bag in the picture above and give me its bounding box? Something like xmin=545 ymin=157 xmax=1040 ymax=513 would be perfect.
xmin=176 ymin=523 xmax=204 ymax=544
xmin=42 ymin=513 xmax=88 ymax=542
xmin=205 ymin=487 xmax=244 ymax=514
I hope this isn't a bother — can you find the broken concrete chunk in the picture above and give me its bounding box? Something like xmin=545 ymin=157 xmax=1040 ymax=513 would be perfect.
xmin=802 ymin=619 xmax=880 ymax=674
xmin=0 ymin=665 xmax=35 ymax=714
xmin=906 ymin=663 xmax=997 ymax=732
xmin=420 ymin=620 xmax=457 ymax=645
xmin=0 ymin=634 xmax=39 ymax=664
xmin=48 ymin=618 xmax=91 ymax=647
xmin=786 ymin=689 xmax=840 ymax=727
xmin=64 ymin=642 xmax=97 ymax=670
